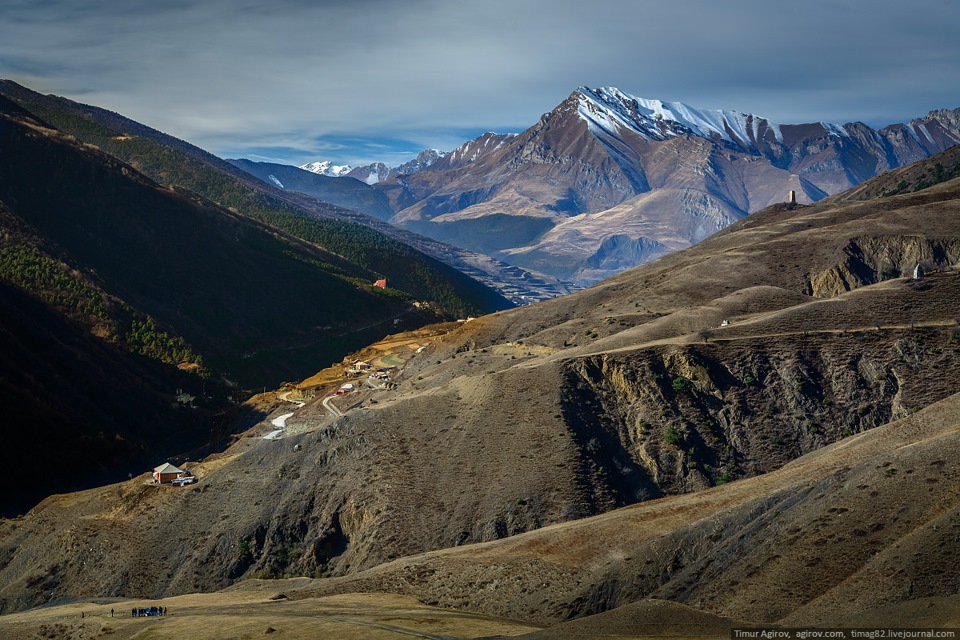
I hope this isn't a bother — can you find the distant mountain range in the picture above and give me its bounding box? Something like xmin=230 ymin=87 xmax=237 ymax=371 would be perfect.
xmin=390 ymin=87 xmax=960 ymax=283
xmin=226 ymin=158 xmax=396 ymax=220
xmin=300 ymin=149 xmax=445 ymax=184
xmin=298 ymin=87 xmax=960 ymax=285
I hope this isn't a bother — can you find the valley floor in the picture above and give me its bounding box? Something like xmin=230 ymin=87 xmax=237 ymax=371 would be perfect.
xmin=0 ymin=591 xmax=542 ymax=640
xmin=3 ymin=589 xmax=958 ymax=640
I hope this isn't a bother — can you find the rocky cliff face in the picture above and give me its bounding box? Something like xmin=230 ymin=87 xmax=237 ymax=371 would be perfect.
xmin=562 ymin=320 xmax=957 ymax=504
xmin=806 ymin=234 xmax=960 ymax=297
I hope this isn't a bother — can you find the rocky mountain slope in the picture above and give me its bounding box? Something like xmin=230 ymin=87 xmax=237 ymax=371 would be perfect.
xmin=384 ymin=86 xmax=960 ymax=283
xmin=3 ymin=150 xmax=960 ymax=626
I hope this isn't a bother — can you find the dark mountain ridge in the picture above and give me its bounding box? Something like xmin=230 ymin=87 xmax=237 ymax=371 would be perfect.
xmin=0 ymin=275 xmax=235 ymax=518
xmin=0 ymin=95 xmax=432 ymax=387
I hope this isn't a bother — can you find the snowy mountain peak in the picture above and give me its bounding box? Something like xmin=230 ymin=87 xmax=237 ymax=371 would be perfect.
xmin=299 ymin=160 xmax=353 ymax=177
xmin=576 ymin=86 xmax=799 ymax=148
xmin=396 ymin=148 xmax=447 ymax=175
xmin=302 ymin=149 xmax=449 ymax=185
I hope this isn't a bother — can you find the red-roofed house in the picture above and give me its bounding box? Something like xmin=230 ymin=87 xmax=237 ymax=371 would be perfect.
xmin=153 ymin=462 xmax=185 ymax=484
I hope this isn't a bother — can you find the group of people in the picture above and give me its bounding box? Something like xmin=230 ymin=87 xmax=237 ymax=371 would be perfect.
xmin=131 ymin=606 xmax=166 ymax=617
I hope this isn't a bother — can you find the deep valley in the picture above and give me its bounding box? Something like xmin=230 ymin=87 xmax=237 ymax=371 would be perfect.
xmin=2 ymin=79 xmax=960 ymax=639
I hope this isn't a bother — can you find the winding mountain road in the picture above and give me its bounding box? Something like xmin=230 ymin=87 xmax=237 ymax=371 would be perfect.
xmin=322 ymin=394 xmax=344 ymax=418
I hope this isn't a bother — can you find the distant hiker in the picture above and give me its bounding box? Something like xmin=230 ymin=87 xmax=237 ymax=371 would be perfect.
xmin=111 ymin=608 xmax=114 ymax=617
xmin=163 ymin=606 xmax=167 ymax=616
xmin=131 ymin=608 xmax=136 ymax=617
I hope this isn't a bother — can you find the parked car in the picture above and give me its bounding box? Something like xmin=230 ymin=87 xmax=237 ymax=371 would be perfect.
xmin=172 ymin=475 xmax=196 ymax=486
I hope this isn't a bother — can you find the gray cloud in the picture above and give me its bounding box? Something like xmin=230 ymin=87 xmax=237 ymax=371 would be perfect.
xmin=1 ymin=0 xmax=958 ymax=165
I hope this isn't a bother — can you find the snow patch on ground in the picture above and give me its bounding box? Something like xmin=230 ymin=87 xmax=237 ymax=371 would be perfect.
xmin=271 ymin=412 xmax=294 ymax=428
xmin=263 ymin=411 xmax=295 ymax=439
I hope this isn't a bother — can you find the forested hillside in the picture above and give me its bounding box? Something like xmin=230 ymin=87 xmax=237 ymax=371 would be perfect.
xmin=0 ymin=80 xmax=511 ymax=319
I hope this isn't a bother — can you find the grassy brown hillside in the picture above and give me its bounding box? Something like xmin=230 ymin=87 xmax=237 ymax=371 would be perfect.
xmin=3 ymin=377 xmax=959 ymax=635
xmin=2 ymin=154 xmax=960 ymax=629
xmin=283 ymin=386 xmax=960 ymax=629
xmin=826 ymin=143 xmax=960 ymax=202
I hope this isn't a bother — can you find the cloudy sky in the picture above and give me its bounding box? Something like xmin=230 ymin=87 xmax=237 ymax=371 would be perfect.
xmin=2 ymin=0 xmax=959 ymax=167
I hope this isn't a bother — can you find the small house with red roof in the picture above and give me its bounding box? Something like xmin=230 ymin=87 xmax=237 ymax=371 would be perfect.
xmin=153 ymin=462 xmax=185 ymax=484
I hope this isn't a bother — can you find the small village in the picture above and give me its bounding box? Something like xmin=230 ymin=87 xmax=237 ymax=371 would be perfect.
xmin=147 ymin=322 xmax=457 ymax=483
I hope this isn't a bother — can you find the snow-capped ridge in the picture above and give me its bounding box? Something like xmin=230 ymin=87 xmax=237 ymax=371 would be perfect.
xmin=299 ymin=160 xmax=353 ymax=177
xmin=576 ymin=86 xmax=850 ymax=149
